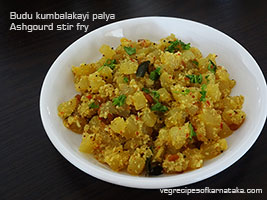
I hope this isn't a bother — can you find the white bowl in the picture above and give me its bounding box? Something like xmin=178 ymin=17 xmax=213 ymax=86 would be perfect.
xmin=40 ymin=17 xmax=267 ymax=189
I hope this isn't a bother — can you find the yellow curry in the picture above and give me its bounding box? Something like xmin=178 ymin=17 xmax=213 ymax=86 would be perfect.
xmin=58 ymin=34 xmax=246 ymax=175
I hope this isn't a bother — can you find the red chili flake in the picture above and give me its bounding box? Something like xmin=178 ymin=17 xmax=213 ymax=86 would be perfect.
xmin=143 ymin=92 xmax=154 ymax=104
xmin=130 ymin=58 xmax=135 ymax=62
xmin=192 ymin=95 xmax=195 ymax=98
xmin=60 ymin=112 xmax=64 ymax=115
xmin=136 ymin=131 xmax=139 ymax=136
xmin=107 ymin=113 xmax=114 ymax=122
xmin=169 ymin=76 xmax=172 ymax=79
xmin=181 ymin=61 xmax=186 ymax=67
xmin=184 ymin=77 xmax=189 ymax=81
xmin=96 ymin=96 xmax=104 ymax=103
xmin=136 ymin=116 xmax=139 ymax=120
xmin=186 ymin=133 xmax=189 ymax=138
xmin=86 ymin=94 xmax=92 ymax=100
xmin=179 ymin=127 xmax=181 ymax=130
xmin=141 ymin=41 xmax=146 ymax=47
xmin=75 ymin=94 xmax=81 ymax=102
xmin=220 ymin=122 xmax=223 ymax=129
xmin=153 ymin=56 xmax=156 ymax=61
xmin=120 ymin=131 xmax=123 ymax=134
xmin=207 ymin=100 xmax=210 ymax=106
xmin=157 ymin=146 xmax=161 ymax=149
xmin=229 ymin=113 xmax=232 ymax=116
xmin=168 ymin=154 xmax=179 ymax=162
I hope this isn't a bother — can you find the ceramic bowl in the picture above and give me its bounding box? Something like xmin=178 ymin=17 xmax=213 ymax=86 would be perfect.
xmin=40 ymin=17 xmax=267 ymax=189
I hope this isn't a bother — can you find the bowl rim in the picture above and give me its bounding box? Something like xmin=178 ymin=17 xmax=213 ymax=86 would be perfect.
xmin=40 ymin=16 xmax=267 ymax=189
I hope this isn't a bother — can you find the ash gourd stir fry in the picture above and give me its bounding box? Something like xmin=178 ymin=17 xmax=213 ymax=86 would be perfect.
xmin=58 ymin=34 xmax=246 ymax=175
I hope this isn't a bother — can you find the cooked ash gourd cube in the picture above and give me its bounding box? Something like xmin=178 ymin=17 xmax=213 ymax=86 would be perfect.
xmin=131 ymin=91 xmax=147 ymax=110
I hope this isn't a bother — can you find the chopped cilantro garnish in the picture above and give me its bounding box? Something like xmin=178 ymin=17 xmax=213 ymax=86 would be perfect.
xmin=192 ymin=60 xmax=199 ymax=66
xmin=189 ymin=123 xmax=197 ymax=139
xmin=165 ymin=40 xmax=179 ymax=53
xmin=142 ymin=88 xmax=160 ymax=100
xmin=181 ymin=89 xmax=190 ymax=95
xmin=142 ymin=88 xmax=160 ymax=101
xmin=151 ymin=90 xmax=160 ymax=100
xmin=208 ymin=59 xmax=217 ymax=74
xmin=98 ymin=59 xmax=116 ymax=71
xmin=151 ymin=102 xmax=168 ymax=112
xmin=113 ymin=94 xmax=126 ymax=107
xmin=89 ymin=102 xmax=99 ymax=109
xmin=165 ymin=40 xmax=191 ymax=53
xmin=142 ymin=88 xmax=150 ymax=93
xmin=97 ymin=65 xmax=105 ymax=72
xmin=186 ymin=74 xmax=203 ymax=84
xmin=123 ymin=77 xmax=129 ymax=83
xmin=181 ymin=41 xmax=191 ymax=50
xmin=104 ymin=59 xmax=116 ymax=70
xmin=124 ymin=46 xmax=136 ymax=55
xmin=199 ymin=84 xmax=207 ymax=102
xmin=149 ymin=67 xmax=161 ymax=81
xmin=142 ymin=88 xmax=167 ymax=112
